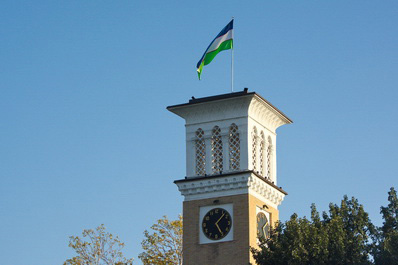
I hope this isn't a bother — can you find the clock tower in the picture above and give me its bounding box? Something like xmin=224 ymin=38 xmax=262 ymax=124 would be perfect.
xmin=167 ymin=89 xmax=292 ymax=265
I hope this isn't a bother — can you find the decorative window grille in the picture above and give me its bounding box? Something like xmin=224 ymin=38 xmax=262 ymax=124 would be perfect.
xmin=228 ymin=123 xmax=240 ymax=171
xmin=267 ymin=136 xmax=272 ymax=179
xmin=211 ymin=126 xmax=223 ymax=174
xmin=252 ymin=126 xmax=258 ymax=171
xmin=195 ymin=128 xmax=206 ymax=176
xmin=259 ymin=132 xmax=265 ymax=176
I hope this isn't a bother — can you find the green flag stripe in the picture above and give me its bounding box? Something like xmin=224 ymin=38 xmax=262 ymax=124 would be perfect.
xmin=203 ymin=39 xmax=233 ymax=66
xmin=197 ymin=60 xmax=204 ymax=79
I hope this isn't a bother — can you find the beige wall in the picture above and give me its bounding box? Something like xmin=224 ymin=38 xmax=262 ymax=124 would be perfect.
xmin=248 ymin=194 xmax=279 ymax=264
xmin=182 ymin=193 xmax=279 ymax=265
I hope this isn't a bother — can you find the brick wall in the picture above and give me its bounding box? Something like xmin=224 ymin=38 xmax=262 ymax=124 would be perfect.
xmin=182 ymin=193 xmax=279 ymax=265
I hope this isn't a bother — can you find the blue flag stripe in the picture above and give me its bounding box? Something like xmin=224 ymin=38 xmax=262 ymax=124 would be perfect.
xmin=196 ymin=19 xmax=234 ymax=69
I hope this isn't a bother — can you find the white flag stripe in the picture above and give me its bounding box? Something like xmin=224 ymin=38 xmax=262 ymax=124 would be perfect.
xmin=206 ymin=30 xmax=233 ymax=54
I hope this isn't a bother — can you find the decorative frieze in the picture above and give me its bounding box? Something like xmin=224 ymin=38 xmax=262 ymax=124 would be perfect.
xmin=175 ymin=172 xmax=285 ymax=208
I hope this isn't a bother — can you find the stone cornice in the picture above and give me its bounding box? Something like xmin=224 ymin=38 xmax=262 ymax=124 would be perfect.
xmin=168 ymin=95 xmax=252 ymax=126
xmin=248 ymin=95 xmax=292 ymax=132
xmin=174 ymin=171 xmax=286 ymax=207
xmin=167 ymin=92 xmax=292 ymax=130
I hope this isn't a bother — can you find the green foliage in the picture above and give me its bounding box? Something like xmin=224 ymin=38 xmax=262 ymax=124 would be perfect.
xmin=325 ymin=196 xmax=375 ymax=264
xmin=138 ymin=215 xmax=183 ymax=265
xmin=374 ymin=187 xmax=398 ymax=265
xmin=252 ymin=195 xmax=376 ymax=265
xmin=64 ymin=224 xmax=133 ymax=265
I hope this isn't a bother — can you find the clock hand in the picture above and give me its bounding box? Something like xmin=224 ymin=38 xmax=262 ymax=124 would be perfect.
xmin=215 ymin=223 xmax=222 ymax=234
xmin=215 ymin=213 xmax=225 ymax=225
xmin=215 ymin=213 xmax=226 ymax=234
xmin=216 ymin=213 xmax=225 ymax=224
xmin=262 ymin=220 xmax=269 ymax=237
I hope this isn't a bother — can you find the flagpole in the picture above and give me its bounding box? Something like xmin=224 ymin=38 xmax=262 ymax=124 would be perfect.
xmin=231 ymin=44 xmax=234 ymax=92
xmin=231 ymin=17 xmax=234 ymax=92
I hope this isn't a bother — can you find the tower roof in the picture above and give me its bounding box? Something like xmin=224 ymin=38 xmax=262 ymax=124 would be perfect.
xmin=166 ymin=88 xmax=293 ymax=125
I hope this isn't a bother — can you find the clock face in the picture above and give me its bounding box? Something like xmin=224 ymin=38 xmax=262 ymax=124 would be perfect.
xmin=202 ymin=208 xmax=232 ymax=240
xmin=257 ymin=212 xmax=270 ymax=239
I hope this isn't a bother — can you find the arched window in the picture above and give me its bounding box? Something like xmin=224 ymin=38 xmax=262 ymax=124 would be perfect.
xmin=267 ymin=136 xmax=272 ymax=179
xmin=195 ymin=128 xmax=206 ymax=176
xmin=228 ymin=123 xmax=240 ymax=171
xmin=260 ymin=131 xmax=265 ymax=176
xmin=211 ymin=126 xmax=223 ymax=174
xmin=252 ymin=126 xmax=258 ymax=171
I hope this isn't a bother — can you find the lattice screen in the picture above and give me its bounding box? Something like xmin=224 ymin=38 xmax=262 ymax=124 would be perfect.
xmin=228 ymin=123 xmax=240 ymax=171
xmin=260 ymin=132 xmax=265 ymax=176
xmin=211 ymin=126 xmax=223 ymax=174
xmin=251 ymin=127 xmax=258 ymax=171
xmin=195 ymin=128 xmax=206 ymax=176
xmin=266 ymin=136 xmax=272 ymax=178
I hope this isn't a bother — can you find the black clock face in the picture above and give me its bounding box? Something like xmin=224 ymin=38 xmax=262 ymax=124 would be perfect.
xmin=257 ymin=212 xmax=270 ymax=239
xmin=202 ymin=208 xmax=232 ymax=240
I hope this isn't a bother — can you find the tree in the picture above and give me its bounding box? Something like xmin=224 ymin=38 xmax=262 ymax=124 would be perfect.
xmin=252 ymin=196 xmax=375 ymax=265
xmin=374 ymin=187 xmax=398 ymax=265
xmin=64 ymin=224 xmax=133 ymax=265
xmin=253 ymin=211 xmax=328 ymax=265
xmin=139 ymin=215 xmax=183 ymax=265
xmin=323 ymin=196 xmax=375 ymax=264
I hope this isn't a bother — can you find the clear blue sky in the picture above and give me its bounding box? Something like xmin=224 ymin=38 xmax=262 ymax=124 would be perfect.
xmin=1 ymin=1 xmax=397 ymax=264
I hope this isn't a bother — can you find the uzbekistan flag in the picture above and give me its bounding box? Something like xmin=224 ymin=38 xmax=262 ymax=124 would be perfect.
xmin=196 ymin=19 xmax=234 ymax=80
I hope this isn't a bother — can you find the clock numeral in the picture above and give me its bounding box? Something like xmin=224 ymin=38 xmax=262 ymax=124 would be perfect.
xmin=225 ymin=227 xmax=229 ymax=232
xmin=205 ymin=229 xmax=208 ymax=233
xmin=215 ymin=234 xmax=218 ymax=239
xmin=210 ymin=211 xmax=213 ymax=216
xmin=215 ymin=209 xmax=219 ymax=214
xmin=205 ymin=216 xmax=210 ymax=221
xmin=202 ymin=223 xmax=206 ymax=228
xmin=228 ymin=221 xmax=231 ymax=225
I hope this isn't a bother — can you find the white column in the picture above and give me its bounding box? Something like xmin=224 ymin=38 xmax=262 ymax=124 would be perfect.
xmin=186 ymin=138 xmax=195 ymax=177
xmin=271 ymin=144 xmax=276 ymax=184
xmin=240 ymin=124 xmax=249 ymax=171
